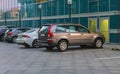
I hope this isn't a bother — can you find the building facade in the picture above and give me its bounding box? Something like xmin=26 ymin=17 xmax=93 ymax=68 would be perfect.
xmin=0 ymin=0 xmax=120 ymax=43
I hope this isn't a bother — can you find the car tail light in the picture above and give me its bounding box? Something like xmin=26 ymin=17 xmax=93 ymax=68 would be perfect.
xmin=48 ymin=24 xmax=54 ymax=38
xmin=47 ymin=39 xmax=53 ymax=43
xmin=7 ymin=32 xmax=12 ymax=36
xmin=22 ymin=35 xmax=30 ymax=38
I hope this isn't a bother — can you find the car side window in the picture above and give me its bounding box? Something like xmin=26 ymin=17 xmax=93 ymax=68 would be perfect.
xmin=78 ymin=26 xmax=89 ymax=33
xmin=56 ymin=26 xmax=66 ymax=32
xmin=17 ymin=30 xmax=23 ymax=33
xmin=66 ymin=25 xmax=77 ymax=32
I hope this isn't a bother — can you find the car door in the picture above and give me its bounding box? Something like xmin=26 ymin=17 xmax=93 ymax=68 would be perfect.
xmin=78 ymin=26 xmax=93 ymax=44
xmin=66 ymin=25 xmax=81 ymax=44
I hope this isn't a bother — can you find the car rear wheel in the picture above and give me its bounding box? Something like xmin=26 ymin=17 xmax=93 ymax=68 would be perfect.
xmin=12 ymin=37 xmax=17 ymax=43
xmin=58 ymin=40 xmax=68 ymax=52
xmin=94 ymin=38 xmax=103 ymax=48
xmin=32 ymin=39 xmax=40 ymax=48
xmin=1 ymin=35 xmax=5 ymax=42
xmin=24 ymin=45 xmax=30 ymax=48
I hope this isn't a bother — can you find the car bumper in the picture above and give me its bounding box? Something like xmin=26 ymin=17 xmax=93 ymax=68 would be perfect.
xmin=37 ymin=40 xmax=57 ymax=47
xmin=4 ymin=36 xmax=12 ymax=41
xmin=16 ymin=38 xmax=33 ymax=47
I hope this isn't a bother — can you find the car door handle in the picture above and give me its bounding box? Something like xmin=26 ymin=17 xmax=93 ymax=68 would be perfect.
xmin=68 ymin=33 xmax=71 ymax=35
xmin=81 ymin=33 xmax=84 ymax=35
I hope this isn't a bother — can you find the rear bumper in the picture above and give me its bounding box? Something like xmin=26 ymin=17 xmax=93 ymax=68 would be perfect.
xmin=17 ymin=42 xmax=29 ymax=46
xmin=4 ymin=36 xmax=12 ymax=41
xmin=16 ymin=38 xmax=33 ymax=47
xmin=37 ymin=40 xmax=57 ymax=47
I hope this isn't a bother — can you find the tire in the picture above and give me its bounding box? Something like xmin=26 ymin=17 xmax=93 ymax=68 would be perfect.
xmin=12 ymin=37 xmax=17 ymax=43
xmin=1 ymin=35 xmax=5 ymax=42
xmin=57 ymin=40 xmax=68 ymax=52
xmin=32 ymin=39 xmax=40 ymax=48
xmin=94 ymin=38 xmax=103 ymax=48
xmin=45 ymin=46 xmax=53 ymax=51
xmin=24 ymin=45 xmax=30 ymax=48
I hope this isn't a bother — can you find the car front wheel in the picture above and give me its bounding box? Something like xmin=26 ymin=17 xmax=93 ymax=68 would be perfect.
xmin=58 ymin=40 xmax=68 ymax=52
xmin=94 ymin=38 xmax=103 ymax=48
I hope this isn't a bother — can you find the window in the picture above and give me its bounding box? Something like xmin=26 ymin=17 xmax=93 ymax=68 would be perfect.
xmin=78 ymin=26 xmax=89 ymax=33
xmin=66 ymin=25 xmax=77 ymax=32
xmin=56 ymin=26 xmax=66 ymax=32
xmin=40 ymin=26 xmax=50 ymax=33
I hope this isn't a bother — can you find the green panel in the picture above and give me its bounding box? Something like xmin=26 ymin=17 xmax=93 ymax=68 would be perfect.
xmin=58 ymin=0 xmax=64 ymax=15
xmin=72 ymin=0 xmax=79 ymax=14
xmin=42 ymin=3 xmax=47 ymax=16
xmin=51 ymin=1 xmax=57 ymax=16
xmin=99 ymin=0 xmax=109 ymax=11
xmin=72 ymin=18 xmax=79 ymax=23
xmin=110 ymin=34 xmax=120 ymax=43
xmin=80 ymin=17 xmax=88 ymax=27
xmin=110 ymin=15 xmax=120 ymax=29
xmin=80 ymin=0 xmax=88 ymax=13
xmin=65 ymin=0 xmax=69 ymax=15
xmin=46 ymin=2 xmax=51 ymax=16
xmin=110 ymin=0 xmax=120 ymax=11
xmin=65 ymin=18 xmax=69 ymax=23
xmin=89 ymin=0 xmax=98 ymax=12
xmin=52 ymin=19 xmax=57 ymax=23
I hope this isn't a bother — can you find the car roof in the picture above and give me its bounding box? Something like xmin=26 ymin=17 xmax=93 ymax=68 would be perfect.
xmin=42 ymin=23 xmax=87 ymax=28
xmin=9 ymin=27 xmax=30 ymax=29
xmin=42 ymin=23 xmax=82 ymax=26
xmin=0 ymin=25 xmax=18 ymax=28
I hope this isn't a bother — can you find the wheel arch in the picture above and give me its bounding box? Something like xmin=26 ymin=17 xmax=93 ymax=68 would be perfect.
xmin=95 ymin=37 xmax=104 ymax=43
xmin=58 ymin=38 xmax=69 ymax=45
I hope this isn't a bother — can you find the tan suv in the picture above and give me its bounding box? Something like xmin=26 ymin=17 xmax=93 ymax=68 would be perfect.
xmin=38 ymin=23 xmax=105 ymax=51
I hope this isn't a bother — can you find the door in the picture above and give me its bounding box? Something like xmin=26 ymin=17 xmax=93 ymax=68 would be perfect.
xmin=78 ymin=26 xmax=93 ymax=44
xmin=99 ymin=18 xmax=109 ymax=43
xmin=88 ymin=18 xmax=97 ymax=33
xmin=66 ymin=25 xmax=81 ymax=44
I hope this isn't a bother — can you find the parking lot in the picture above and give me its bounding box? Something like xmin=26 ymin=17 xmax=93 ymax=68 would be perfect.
xmin=0 ymin=42 xmax=120 ymax=74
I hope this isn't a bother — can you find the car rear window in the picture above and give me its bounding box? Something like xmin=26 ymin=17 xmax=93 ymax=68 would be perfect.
xmin=40 ymin=26 xmax=50 ymax=33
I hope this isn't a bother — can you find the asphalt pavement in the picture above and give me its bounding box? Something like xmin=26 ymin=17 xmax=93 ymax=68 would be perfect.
xmin=0 ymin=42 xmax=120 ymax=74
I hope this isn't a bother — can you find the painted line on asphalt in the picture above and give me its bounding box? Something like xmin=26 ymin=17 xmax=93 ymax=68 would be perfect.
xmin=94 ymin=56 xmax=120 ymax=60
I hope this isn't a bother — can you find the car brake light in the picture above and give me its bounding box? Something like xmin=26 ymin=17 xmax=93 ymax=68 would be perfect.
xmin=47 ymin=39 xmax=53 ymax=43
xmin=48 ymin=24 xmax=54 ymax=38
xmin=8 ymin=32 xmax=12 ymax=36
xmin=22 ymin=35 xmax=30 ymax=38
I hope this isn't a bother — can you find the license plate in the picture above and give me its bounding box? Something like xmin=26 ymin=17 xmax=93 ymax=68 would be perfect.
xmin=41 ymin=34 xmax=45 ymax=36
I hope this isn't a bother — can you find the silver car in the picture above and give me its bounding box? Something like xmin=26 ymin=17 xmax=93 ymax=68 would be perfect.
xmin=16 ymin=28 xmax=40 ymax=48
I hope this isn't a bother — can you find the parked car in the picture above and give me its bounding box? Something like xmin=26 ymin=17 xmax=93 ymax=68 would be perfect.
xmin=38 ymin=23 xmax=105 ymax=51
xmin=16 ymin=28 xmax=40 ymax=48
xmin=4 ymin=27 xmax=30 ymax=43
xmin=0 ymin=25 xmax=17 ymax=41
